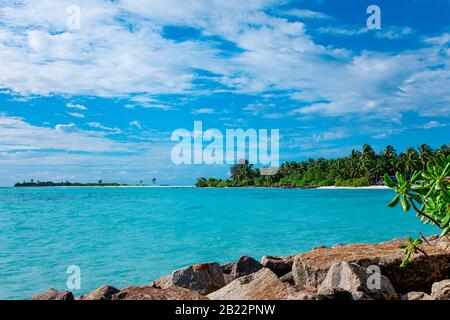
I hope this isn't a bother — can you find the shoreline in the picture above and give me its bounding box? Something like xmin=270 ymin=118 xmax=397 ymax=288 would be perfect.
xmin=317 ymin=185 xmax=390 ymax=190
xmin=6 ymin=185 xmax=391 ymax=189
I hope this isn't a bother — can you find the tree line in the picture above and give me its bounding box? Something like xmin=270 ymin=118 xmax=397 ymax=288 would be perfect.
xmin=196 ymin=144 xmax=450 ymax=188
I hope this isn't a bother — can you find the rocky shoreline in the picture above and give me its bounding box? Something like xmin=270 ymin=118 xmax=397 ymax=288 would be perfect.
xmin=32 ymin=236 xmax=450 ymax=301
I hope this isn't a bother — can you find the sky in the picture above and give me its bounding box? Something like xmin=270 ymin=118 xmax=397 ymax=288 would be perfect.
xmin=0 ymin=0 xmax=449 ymax=186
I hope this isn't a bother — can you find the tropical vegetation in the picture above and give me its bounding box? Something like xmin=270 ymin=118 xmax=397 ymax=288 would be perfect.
xmin=385 ymin=154 xmax=450 ymax=266
xmin=196 ymin=144 xmax=450 ymax=188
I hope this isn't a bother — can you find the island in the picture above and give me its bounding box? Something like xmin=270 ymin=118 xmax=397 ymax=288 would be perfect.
xmin=14 ymin=180 xmax=129 ymax=187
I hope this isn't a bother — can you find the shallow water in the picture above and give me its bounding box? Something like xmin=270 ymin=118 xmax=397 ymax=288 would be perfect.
xmin=0 ymin=187 xmax=436 ymax=299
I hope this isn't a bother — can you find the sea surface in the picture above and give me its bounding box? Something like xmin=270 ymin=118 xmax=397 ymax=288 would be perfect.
xmin=0 ymin=187 xmax=437 ymax=299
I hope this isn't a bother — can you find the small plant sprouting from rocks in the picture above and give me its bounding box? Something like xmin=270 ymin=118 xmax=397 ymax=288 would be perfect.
xmin=399 ymin=237 xmax=425 ymax=267
xmin=385 ymin=155 xmax=450 ymax=267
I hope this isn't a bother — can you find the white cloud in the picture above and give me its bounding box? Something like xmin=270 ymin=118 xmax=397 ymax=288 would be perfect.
xmin=417 ymin=121 xmax=448 ymax=130
xmin=0 ymin=1 xmax=448 ymax=127
xmin=191 ymin=108 xmax=216 ymax=115
xmin=66 ymin=103 xmax=88 ymax=110
xmin=424 ymin=33 xmax=450 ymax=45
xmin=282 ymin=9 xmax=331 ymax=20
xmin=68 ymin=112 xmax=85 ymax=118
xmin=87 ymin=122 xmax=121 ymax=133
xmin=0 ymin=115 xmax=131 ymax=152
xmin=130 ymin=120 xmax=143 ymax=129
xmin=311 ymin=129 xmax=349 ymax=142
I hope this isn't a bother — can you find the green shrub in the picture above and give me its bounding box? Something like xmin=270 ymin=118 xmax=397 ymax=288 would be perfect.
xmin=385 ymin=155 xmax=450 ymax=266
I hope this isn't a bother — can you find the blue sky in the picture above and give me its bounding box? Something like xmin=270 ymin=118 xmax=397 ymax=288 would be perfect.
xmin=0 ymin=0 xmax=449 ymax=186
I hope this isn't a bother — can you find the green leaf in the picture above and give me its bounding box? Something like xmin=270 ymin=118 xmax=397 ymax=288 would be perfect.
xmin=388 ymin=195 xmax=401 ymax=208
xmin=411 ymin=171 xmax=421 ymax=183
xmin=384 ymin=173 xmax=396 ymax=188
xmin=440 ymin=190 xmax=450 ymax=202
xmin=396 ymin=172 xmax=405 ymax=185
xmin=400 ymin=195 xmax=411 ymax=211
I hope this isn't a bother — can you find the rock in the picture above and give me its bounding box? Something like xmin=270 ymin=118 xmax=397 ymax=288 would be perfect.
xmin=292 ymin=238 xmax=450 ymax=293
xmin=351 ymin=291 xmax=374 ymax=300
xmin=223 ymin=273 xmax=234 ymax=285
xmin=79 ymin=285 xmax=119 ymax=300
xmin=208 ymin=268 xmax=315 ymax=300
xmin=431 ymin=236 xmax=450 ymax=251
xmin=317 ymin=262 xmax=397 ymax=300
xmin=431 ymin=280 xmax=450 ymax=300
xmin=172 ymin=262 xmax=226 ymax=295
xmin=221 ymin=262 xmax=235 ymax=275
xmin=317 ymin=288 xmax=353 ymax=300
xmin=400 ymin=291 xmax=433 ymax=300
xmin=111 ymin=286 xmax=208 ymax=300
xmin=279 ymin=272 xmax=295 ymax=285
xmin=150 ymin=275 xmax=172 ymax=289
xmin=261 ymin=255 xmax=294 ymax=277
xmin=32 ymin=288 xmax=74 ymax=300
xmin=231 ymin=256 xmax=263 ymax=279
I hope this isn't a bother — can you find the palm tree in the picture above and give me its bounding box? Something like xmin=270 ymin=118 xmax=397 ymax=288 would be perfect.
xmin=230 ymin=160 xmax=255 ymax=182
xmin=418 ymin=144 xmax=433 ymax=170
xmin=381 ymin=145 xmax=398 ymax=176
xmin=403 ymin=148 xmax=420 ymax=178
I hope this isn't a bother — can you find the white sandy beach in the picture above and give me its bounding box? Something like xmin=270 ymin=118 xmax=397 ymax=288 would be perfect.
xmin=318 ymin=185 xmax=390 ymax=190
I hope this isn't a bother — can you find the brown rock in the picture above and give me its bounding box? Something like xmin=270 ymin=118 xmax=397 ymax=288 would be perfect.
xmin=292 ymin=238 xmax=450 ymax=293
xmin=317 ymin=288 xmax=354 ymax=300
xmin=172 ymin=262 xmax=225 ymax=295
xmin=317 ymin=262 xmax=397 ymax=300
xmin=400 ymin=291 xmax=433 ymax=300
xmin=208 ymin=268 xmax=315 ymax=300
xmin=32 ymin=288 xmax=74 ymax=300
xmin=223 ymin=273 xmax=234 ymax=285
xmin=279 ymin=272 xmax=295 ymax=285
xmin=150 ymin=275 xmax=172 ymax=289
xmin=221 ymin=262 xmax=235 ymax=275
xmin=261 ymin=255 xmax=294 ymax=277
xmin=431 ymin=280 xmax=450 ymax=300
xmin=79 ymin=285 xmax=119 ymax=300
xmin=111 ymin=285 xmax=208 ymax=300
xmin=231 ymin=256 xmax=263 ymax=279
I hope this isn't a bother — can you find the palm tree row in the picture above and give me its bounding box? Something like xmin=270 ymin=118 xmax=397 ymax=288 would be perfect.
xmin=196 ymin=144 xmax=450 ymax=188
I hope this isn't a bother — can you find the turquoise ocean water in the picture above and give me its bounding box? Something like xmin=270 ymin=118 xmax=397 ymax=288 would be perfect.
xmin=0 ymin=187 xmax=436 ymax=299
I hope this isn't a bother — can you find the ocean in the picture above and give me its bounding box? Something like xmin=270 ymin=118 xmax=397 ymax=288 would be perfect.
xmin=0 ymin=187 xmax=436 ymax=299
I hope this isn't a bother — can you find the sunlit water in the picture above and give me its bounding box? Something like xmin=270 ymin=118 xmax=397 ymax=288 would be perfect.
xmin=0 ymin=187 xmax=437 ymax=299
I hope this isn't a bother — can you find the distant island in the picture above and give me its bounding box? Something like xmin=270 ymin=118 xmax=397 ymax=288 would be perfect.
xmin=14 ymin=180 xmax=129 ymax=187
xmin=196 ymin=144 xmax=450 ymax=188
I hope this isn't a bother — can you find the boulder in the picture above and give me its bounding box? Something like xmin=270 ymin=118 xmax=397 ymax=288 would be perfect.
xmin=261 ymin=255 xmax=294 ymax=277
xmin=317 ymin=288 xmax=354 ymax=300
xmin=292 ymin=238 xmax=450 ymax=293
xmin=150 ymin=275 xmax=172 ymax=289
xmin=111 ymin=285 xmax=208 ymax=300
xmin=32 ymin=288 xmax=74 ymax=300
xmin=208 ymin=268 xmax=316 ymax=300
xmin=400 ymin=291 xmax=433 ymax=300
xmin=172 ymin=262 xmax=226 ymax=295
xmin=221 ymin=262 xmax=235 ymax=275
xmin=431 ymin=280 xmax=450 ymax=300
xmin=279 ymin=272 xmax=295 ymax=285
xmin=317 ymin=262 xmax=397 ymax=300
xmin=351 ymin=291 xmax=375 ymax=300
xmin=223 ymin=273 xmax=234 ymax=285
xmin=231 ymin=256 xmax=263 ymax=279
xmin=79 ymin=285 xmax=119 ymax=300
